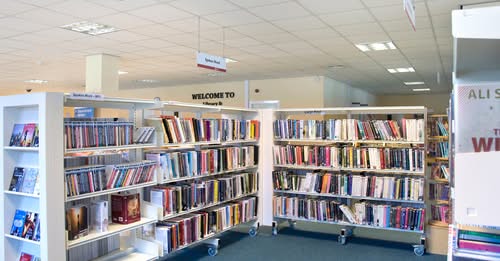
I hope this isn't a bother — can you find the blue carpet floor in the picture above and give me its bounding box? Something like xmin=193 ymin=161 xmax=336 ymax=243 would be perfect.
xmin=166 ymin=227 xmax=447 ymax=261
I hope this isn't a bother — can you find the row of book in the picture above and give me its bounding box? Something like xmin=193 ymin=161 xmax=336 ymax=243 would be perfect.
xmin=9 ymin=167 xmax=40 ymax=195
xmin=146 ymin=146 xmax=257 ymax=181
xmin=67 ymin=193 xmax=141 ymax=241
xmin=273 ymin=145 xmax=425 ymax=172
xmin=65 ymin=161 xmax=156 ymax=197
xmin=64 ymin=118 xmax=135 ymax=149
xmin=430 ymin=163 xmax=449 ymax=180
xmin=273 ymin=118 xmax=425 ymax=142
xmin=10 ymin=210 xmax=40 ymax=241
xmin=273 ymin=196 xmax=424 ymax=231
xmin=149 ymin=172 xmax=258 ymax=217
xmin=9 ymin=123 xmax=39 ymax=147
xmin=430 ymin=204 xmax=450 ymax=224
xmin=429 ymin=183 xmax=450 ymax=201
xmin=64 ymin=152 xmax=125 ymax=169
xmin=147 ymin=117 xmax=260 ymax=144
xmin=273 ymin=171 xmax=424 ymax=201
xmin=429 ymin=141 xmax=449 ymax=158
xmin=429 ymin=118 xmax=448 ymax=137
xmin=155 ymin=197 xmax=257 ymax=253
xmin=457 ymin=230 xmax=500 ymax=254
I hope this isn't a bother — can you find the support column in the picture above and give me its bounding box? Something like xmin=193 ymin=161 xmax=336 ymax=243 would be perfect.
xmin=85 ymin=54 xmax=119 ymax=95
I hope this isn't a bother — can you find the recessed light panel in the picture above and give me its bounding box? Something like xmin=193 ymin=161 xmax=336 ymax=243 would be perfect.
xmin=118 ymin=71 xmax=128 ymax=75
xmin=61 ymin=21 xmax=118 ymax=35
xmin=387 ymin=67 xmax=415 ymax=73
xmin=412 ymin=88 xmax=430 ymax=92
xmin=404 ymin=81 xmax=425 ymax=85
xmin=137 ymin=79 xmax=159 ymax=83
xmin=25 ymin=79 xmax=48 ymax=84
xmin=355 ymin=41 xmax=397 ymax=52
xmin=224 ymin=58 xmax=238 ymax=63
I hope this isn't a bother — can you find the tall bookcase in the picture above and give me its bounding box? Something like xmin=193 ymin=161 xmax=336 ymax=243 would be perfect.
xmin=0 ymin=93 xmax=262 ymax=261
xmin=265 ymin=106 xmax=428 ymax=256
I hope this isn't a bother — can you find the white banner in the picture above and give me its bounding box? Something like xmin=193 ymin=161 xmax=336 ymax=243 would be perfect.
xmin=196 ymin=52 xmax=226 ymax=72
xmin=404 ymin=0 xmax=416 ymax=31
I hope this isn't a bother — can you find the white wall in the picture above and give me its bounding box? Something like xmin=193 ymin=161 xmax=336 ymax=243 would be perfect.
xmin=323 ymin=77 xmax=376 ymax=107
xmin=376 ymin=93 xmax=450 ymax=113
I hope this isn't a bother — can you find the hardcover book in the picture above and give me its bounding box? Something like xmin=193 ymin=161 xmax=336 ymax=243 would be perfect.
xmin=90 ymin=200 xmax=108 ymax=233
xmin=9 ymin=123 xmax=25 ymax=146
xmin=18 ymin=252 xmax=34 ymax=261
xmin=66 ymin=205 xmax=89 ymax=240
xmin=111 ymin=193 xmax=141 ymax=224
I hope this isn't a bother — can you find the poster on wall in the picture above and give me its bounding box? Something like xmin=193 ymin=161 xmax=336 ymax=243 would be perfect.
xmin=453 ymin=83 xmax=500 ymax=227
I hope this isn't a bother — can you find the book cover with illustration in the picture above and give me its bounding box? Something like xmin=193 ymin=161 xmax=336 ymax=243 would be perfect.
xmin=20 ymin=123 xmax=37 ymax=147
xmin=10 ymin=209 xmax=27 ymax=237
xmin=9 ymin=124 xmax=25 ymax=146
xmin=9 ymin=167 xmax=25 ymax=192
xmin=66 ymin=205 xmax=89 ymax=240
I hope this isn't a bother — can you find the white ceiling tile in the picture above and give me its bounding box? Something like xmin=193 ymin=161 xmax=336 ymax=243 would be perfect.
xmin=370 ymin=5 xmax=408 ymax=21
xmin=389 ymin=29 xmax=434 ymax=41
xmin=15 ymin=8 xmax=78 ymax=27
xmin=224 ymin=37 xmax=263 ymax=47
xmin=88 ymin=0 xmax=158 ymax=12
xmin=272 ymin=16 xmax=325 ymax=32
xmin=170 ymin=0 xmax=240 ymax=15
xmin=252 ymin=32 xmax=300 ymax=44
xmin=0 ymin=17 xmax=49 ymax=33
xmin=248 ymin=2 xmax=309 ymax=20
xmin=361 ymin=0 xmax=401 ymax=7
xmin=161 ymin=33 xmax=197 ymax=47
xmin=228 ymin=0 xmax=288 ymax=8
xmin=291 ymin=28 xmax=339 ymax=41
xmin=273 ymin=41 xmax=315 ymax=51
xmin=131 ymin=38 xmax=177 ymax=49
xmin=232 ymin=22 xmax=284 ymax=36
xmin=297 ymin=0 xmax=364 ymax=14
xmin=164 ymin=18 xmax=220 ymax=33
xmin=426 ymin=0 xmax=460 ymax=15
xmin=94 ymin=13 xmax=154 ymax=30
xmin=127 ymin=3 xmax=194 ymax=23
xmin=431 ymin=13 xmax=452 ymax=28
xmin=46 ymin=0 xmax=118 ymax=19
xmin=203 ymin=10 xmax=262 ymax=26
xmin=101 ymin=30 xmax=151 ymax=42
xmin=19 ymin=0 xmax=65 ymax=7
xmin=0 ymin=28 xmax=23 ymax=38
xmin=320 ymin=9 xmax=375 ymax=26
xmin=336 ymin=23 xmax=385 ymax=36
xmin=0 ymin=1 xmax=37 ymax=15
xmin=201 ymin=28 xmax=246 ymax=42
xmin=31 ymin=28 xmax=88 ymax=42
xmin=128 ymin=24 xmax=184 ymax=38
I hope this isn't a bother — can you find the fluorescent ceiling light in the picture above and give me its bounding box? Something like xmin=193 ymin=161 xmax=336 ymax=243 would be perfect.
xmin=355 ymin=41 xmax=397 ymax=52
xmin=25 ymin=79 xmax=48 ymax=84
xmin=138 ymin=79 xmax=159 ymax=83
xmin=404 ymin=81 xmax=425 ymax=85
xmin=387 ymin=67 xmax=415 ymax=73
xmin=412 ymin=88 xmax=430 ymax=92
xmin=224 ymin=57 xmax=238 ymax=63
xmin=61 ymin=21 xmax=118 ymax=35
xmin=207 ymin=72 xmax=224 ymax=77
xmin=118 ymin=71 xmax=128 ymax=75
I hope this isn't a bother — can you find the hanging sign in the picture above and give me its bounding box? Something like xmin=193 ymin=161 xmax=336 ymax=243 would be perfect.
xmin=404 ymin=0 xmax=416 ymax=31
xmin=196 ymin=52 xmax=226 ymax=72
xmin=74 ymin=107 xmax=95 ymax=118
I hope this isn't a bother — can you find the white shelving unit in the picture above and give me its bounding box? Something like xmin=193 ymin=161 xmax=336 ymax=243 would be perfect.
xmin=449 ymin=6 xmax=500 ymax=260
xmin=263 ymin=106 xmax=428 ymax=256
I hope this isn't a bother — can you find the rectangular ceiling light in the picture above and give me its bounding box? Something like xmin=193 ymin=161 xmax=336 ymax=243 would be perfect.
xmin=404 ymin=81 xmax=425 ymax=85
xmin=224 ymin=57 xmax=238 ymax=63
xmin=355 ymin=41 xmax=397 ymax=52
xmin=387 ymin=67 xmax=415 ymax=73
xmin=412 ymin=88 xmax=430 ymax=92
xmin=118 ymin=71 xmax=128 ymax=75
xmin=24 ymin=79 xmax=48 ymax=84
xmin=61 ymin=21 xmax=118 ymax=35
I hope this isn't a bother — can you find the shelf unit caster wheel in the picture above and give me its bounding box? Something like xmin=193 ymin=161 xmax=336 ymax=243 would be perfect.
xmin=288 ymin=220 xmax=296 ymax=229
xmin=208 ymin=247 xmax=218 ymax=257
xmin=249 ymin=227 xmax=258 ymax=237
xmin=413 ymin=246 xmax=425 ymax=256
xmin=272 ymin=221 xmax=278 ymax=236
xmin=338 ymin=235 xmax=347 ymax=245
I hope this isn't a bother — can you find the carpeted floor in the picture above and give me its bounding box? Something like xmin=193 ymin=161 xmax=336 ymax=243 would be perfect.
xmin=165 ymin=226 xmax=447 ymax=261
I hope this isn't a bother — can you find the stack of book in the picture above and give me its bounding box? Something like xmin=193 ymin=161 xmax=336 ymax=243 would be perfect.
xmin=156 ymin=197 xmax=257 ymax=254
xmin=64 ymin=153 xmax=124 ymax=169
xmin=274 ymin=118 xmax=424 ymax=142
xmin=457 ymin=230 xmax=500 ymax=253
xmin=64 ymin=118 xmax=134 ymax=149
xmin=273 ymin=145 xmax=424 ymax=171
xmin=146 ymin=146 xmax=257 ymax=181
xmin=147 ymin=117 xmax=260 ymax=144
xmin=149 ymin=172 xmax=258 ymax=216
xmin=273 ymin=171 xmax=424 ymax=201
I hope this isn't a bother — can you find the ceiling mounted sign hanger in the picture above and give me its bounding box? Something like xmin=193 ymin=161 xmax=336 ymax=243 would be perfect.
xmin=196 ymin=16 xmax=227 ymax=72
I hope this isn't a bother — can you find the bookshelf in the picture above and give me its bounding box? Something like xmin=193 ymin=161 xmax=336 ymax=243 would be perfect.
xmin=265 ymin=106 xmax=427 ymax=256
xmin=426 ymin=114 xmax=450 ymax=228
xmin=143 ymin=100 xmax=262 ymax=258
xmin=449 ymin=6 xmax=500 ymax=261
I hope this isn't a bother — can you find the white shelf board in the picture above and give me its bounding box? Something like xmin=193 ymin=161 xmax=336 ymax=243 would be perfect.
xmin=4 ymin=146 xmax=39 ymax=152
xmin=65 ymin=143 xmax=156 ymax=154
xmin=274 ymin=106 xmax=426 ymax=115
xmin=159 ymin=166 xmax=257 ymax=185
xmin=4 ymin=190 xmax=40 ymax=199
xmin=273 ymin=164 xmax=425 ymax=175
xmin=66 ymin=180 xmax=158 ymax=202
xmin=64 ymin=95 xmax=156 ymax=110
xmin=66 ymin=217 xmax=157 ymax=249
xmin=93 ymin=248 xmax=157 ymax=261
xmin=274 ymin=139 xmax=424 ymax=145
xmin=274 ymin=190 xmax=424 ymax=204
xmin=274 ymin=216 xmax=424 ymax=234
xmin=161 ymin=192 xmax=257 ymax=221
xmin=4 ymin=234 xmax=41 ymax=245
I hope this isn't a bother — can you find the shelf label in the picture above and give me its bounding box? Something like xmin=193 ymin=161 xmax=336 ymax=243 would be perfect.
xmin=404 ymin=0 xmax=416 ymax=31
xmin=74 ymin=107 xmax=95 ymax=118
xmin=69 ymin=92 xmax=104 ymax=100
xmin=196 ymin=52 xmax=226 ymax=72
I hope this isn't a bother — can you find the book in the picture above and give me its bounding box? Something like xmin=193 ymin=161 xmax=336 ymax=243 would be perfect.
xmin=19 ymin=252 xmax=34 ymax=261
xmin=66 ymin=205 xmax=89 ymax=240
xmin=20 ymin=123 xmax=37 ymax=147
xmin=9 ymin=167 xmax=26 ymax=192
xmin=32 ymin=126 xmax=39 ymax=147
xmin=9 ymin=123 xmax=25 ymax=146
xmin=459 ymin=239 xmax=500 ymax=253
xmin=111 ymin=193 xmax=141 ymax=224
xmin=22 ymin=212 xmax=38 ymax=240
xmin=10 ymin=209 xmax=27 ymax=237
xmin=90 ymin=200 xmax=108 ymax=233
xmin=20 ymin=168 xmax=39 ymax=194
xmin=33 ymin=215 xmax=41 ymax=241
